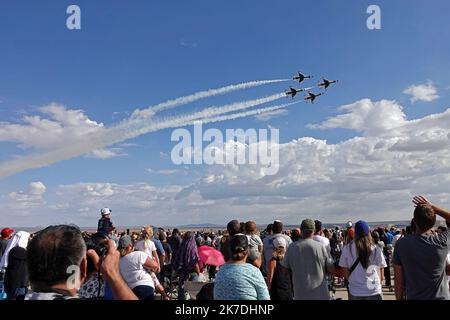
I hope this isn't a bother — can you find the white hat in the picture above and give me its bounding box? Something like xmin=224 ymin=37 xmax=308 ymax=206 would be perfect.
xmin=346 ymin=221 xmax=353 ymax=228
xmin=101 ymin=207 xmax=112 ymax=216
xmin=272 ymin=237 xmax=287 ymax=249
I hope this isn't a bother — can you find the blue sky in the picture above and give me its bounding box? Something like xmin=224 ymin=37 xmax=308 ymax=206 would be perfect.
xmin=1 ymin=0 xmax=450 ymax=227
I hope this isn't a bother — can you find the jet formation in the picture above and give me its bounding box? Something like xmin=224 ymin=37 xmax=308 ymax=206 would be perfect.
xmin=285 ymin=72 xmax=338 ymax=104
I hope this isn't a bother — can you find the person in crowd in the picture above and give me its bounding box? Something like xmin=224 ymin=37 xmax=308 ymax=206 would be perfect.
xmin=159 ymin=231 xmax=172 ymax=265
xmin=195 ymin=232 xmax=203 ymax=247
xmin=4 ymin=246 xmax=28 ymax=300
xmin=212 ymin=230 xmax=223 ymax=249
xmin=263 ymin=224 xmax=273 ymax=240
xmin=0 ymin=228 xmax=14 ymax=260
xmin=135 ymin=226 xmax=160 ymax=272
xmin=130 ymin=232 xmax=139 ymax=244
xmin=118 ymin=235 xmax=160 ymax=300
xmin=323 ymin=228 xmax=332 ymax=241
xmin=214 ymin=235 xmax=270 ymax=300
xmin=344 ymin=221 xmax=355 ymax=245
xmin=281 ymin=219 xmax=334 ymax=300
xmin=393 ymin=195 xmax=450 ymax=300
xmin=266 ymin=237 xmax=292 ymax=300
xmin=220 ymin=220 xmax=241 ymax=262
xmin=263 ymin=220 xmax=292 ymax=275
xmin=239 ymin=222 xmax=246 ymax=234
xmin=97 ymin=207 xmax=115 ymax=236
xmin=378 ymin=229 xmax=393 ymax=290
xmin=392 ymin=229 xmax=402 ymax=248
xmin=202 ymin=233 xmax=212 ymax=247
xmin=313 ymin=220 xmax=331 ymax=254
xmin=25 ymin=225 xmax=137 ymax=300
xmin=339 ymin=220 xmax=386 ymax=300
xmin=1 ymin=231 xmax=30 ymax=300
xmin=372 ymin=231 xmax=385 ymax=252
xmin=290 ymin=228 xmax=301 ymax=242
xmin=0 ymin=231 xmax=29 ymax=270
xmin=172 ymin=231 xmax=201 ymax=300
xmin=151 ymin=227 xmax=166 ymax=266
xmin=244 ymin=221 xmax=263 ymax=268
xmin=168 ymin=228 xmax=182 ymax=263
xmin=330 ymin=231 xmax=343 ymax=265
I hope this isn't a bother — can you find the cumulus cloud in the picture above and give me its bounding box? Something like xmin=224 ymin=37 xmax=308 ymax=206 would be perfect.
xmin=0 ymin=103 xmax=103 ymax=149
xmin=173 ymin=99 xmax=450 ymax=222
xmin=309 ymin=99 xmax=407 ymax=136
xmin=8 ymin=181 xmax=47 ymax=209
xmin=403 ymin=81 xmax=439 ymax=103
xmin=3 ymin=98 xmax=450 ymax=226
xmin=0 ymin=103 xmax=123 ymax=159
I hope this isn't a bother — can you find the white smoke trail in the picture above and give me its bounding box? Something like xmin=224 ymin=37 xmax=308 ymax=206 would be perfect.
xmin=187 ymin=102 xmax=299 ymax=125
xmin=131 ymin=79 xmax=289 ymax=118
xmin=0 ymin=93 xmax=287 ymax=179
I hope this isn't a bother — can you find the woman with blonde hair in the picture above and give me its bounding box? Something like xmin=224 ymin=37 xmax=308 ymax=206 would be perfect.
xmin=118 ymin=235 xmax=160 ymax=300
xmin=134 ymin=226 xmax=160 ymax=272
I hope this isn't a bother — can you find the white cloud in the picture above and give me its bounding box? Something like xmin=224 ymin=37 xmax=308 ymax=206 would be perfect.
xmin=254 ymin=108 xmax=288 ymax=121
xmin=309 ymin=99 xmax=407 ymax=136
xmin=87 ymin=148 xmax=127 ymax=159
xmin=3 ymin=99 xmax=450 ymax=226
xmin=0 ymin=103 xmax=104 ymax=149
xmin=0 ymin=103 xmax=125 ymax=160
xmin=8 ymin=181 xmax=46 ymax=209
xmin=145 ymin=168 xmax=179 ymax=175
xmin=403 ymin=81 xmax=439 ymax=103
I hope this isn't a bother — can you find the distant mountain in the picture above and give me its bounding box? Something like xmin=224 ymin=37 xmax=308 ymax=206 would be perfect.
xmin=176 ymin=223 xmax=224 ymax=229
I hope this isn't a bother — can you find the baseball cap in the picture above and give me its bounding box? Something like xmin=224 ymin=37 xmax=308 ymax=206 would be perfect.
xmin=1 ymin=228 xmax=14 ymax=238
xmin=118 ymin=235 xmax=132 ymax=249
xmin=273 ymin=237 xmax=287 ymax=249
xmin=301 ymin=219 xmax=315 ymax=232
xmin=355 ymin=220 xmax=370 ymax=236
xmin=101 ymin=207 xmax=112 ymax=216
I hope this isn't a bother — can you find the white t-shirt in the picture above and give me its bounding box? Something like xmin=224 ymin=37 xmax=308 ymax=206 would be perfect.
xmin=392 ymin=234 xmax=402 ymax=248
xmin=247 ymin=234 xmax=263 ymax=251
xmin=339 ymin=242 xmax=387 ymax=297
xmin=119 ymin=251 xmax=154 ymax=290
xmin=135 ymin=239 xmax=157 ymax=258
xmin=313 ymin=235 xmax=331 ymax=255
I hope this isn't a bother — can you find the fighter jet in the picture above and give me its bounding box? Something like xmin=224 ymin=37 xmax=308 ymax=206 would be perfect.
xmin=285 ymin=86 xmax=304 ymax=98
xmin=304 ymin=91 xmax=324 ymax=104
xmin=293 ymin=72 xmax=312 ymax=83
xmin=318 ymin=78 xmax=338 ymax=90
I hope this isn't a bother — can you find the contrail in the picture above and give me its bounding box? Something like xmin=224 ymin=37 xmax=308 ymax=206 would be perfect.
xmin=189 ymin=101 xmax=299 ymax=125
xmin=131 ymin=79 xmax=289 ymax=118
xmin=0 ymin=93 xmax=287 ymax=179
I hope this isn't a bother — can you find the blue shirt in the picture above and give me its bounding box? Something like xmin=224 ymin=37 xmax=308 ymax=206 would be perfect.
xmin=386 ymin=232 xmax=394 ymax=245
xmin=214 ymin=263 xmax=270 ymax=300
xmin=152 ymin=237 xmax=165 ymax=256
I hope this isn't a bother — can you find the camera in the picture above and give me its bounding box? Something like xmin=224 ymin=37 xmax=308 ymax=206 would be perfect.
xmin=84 ymin=232 xmax=108 ymax=274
